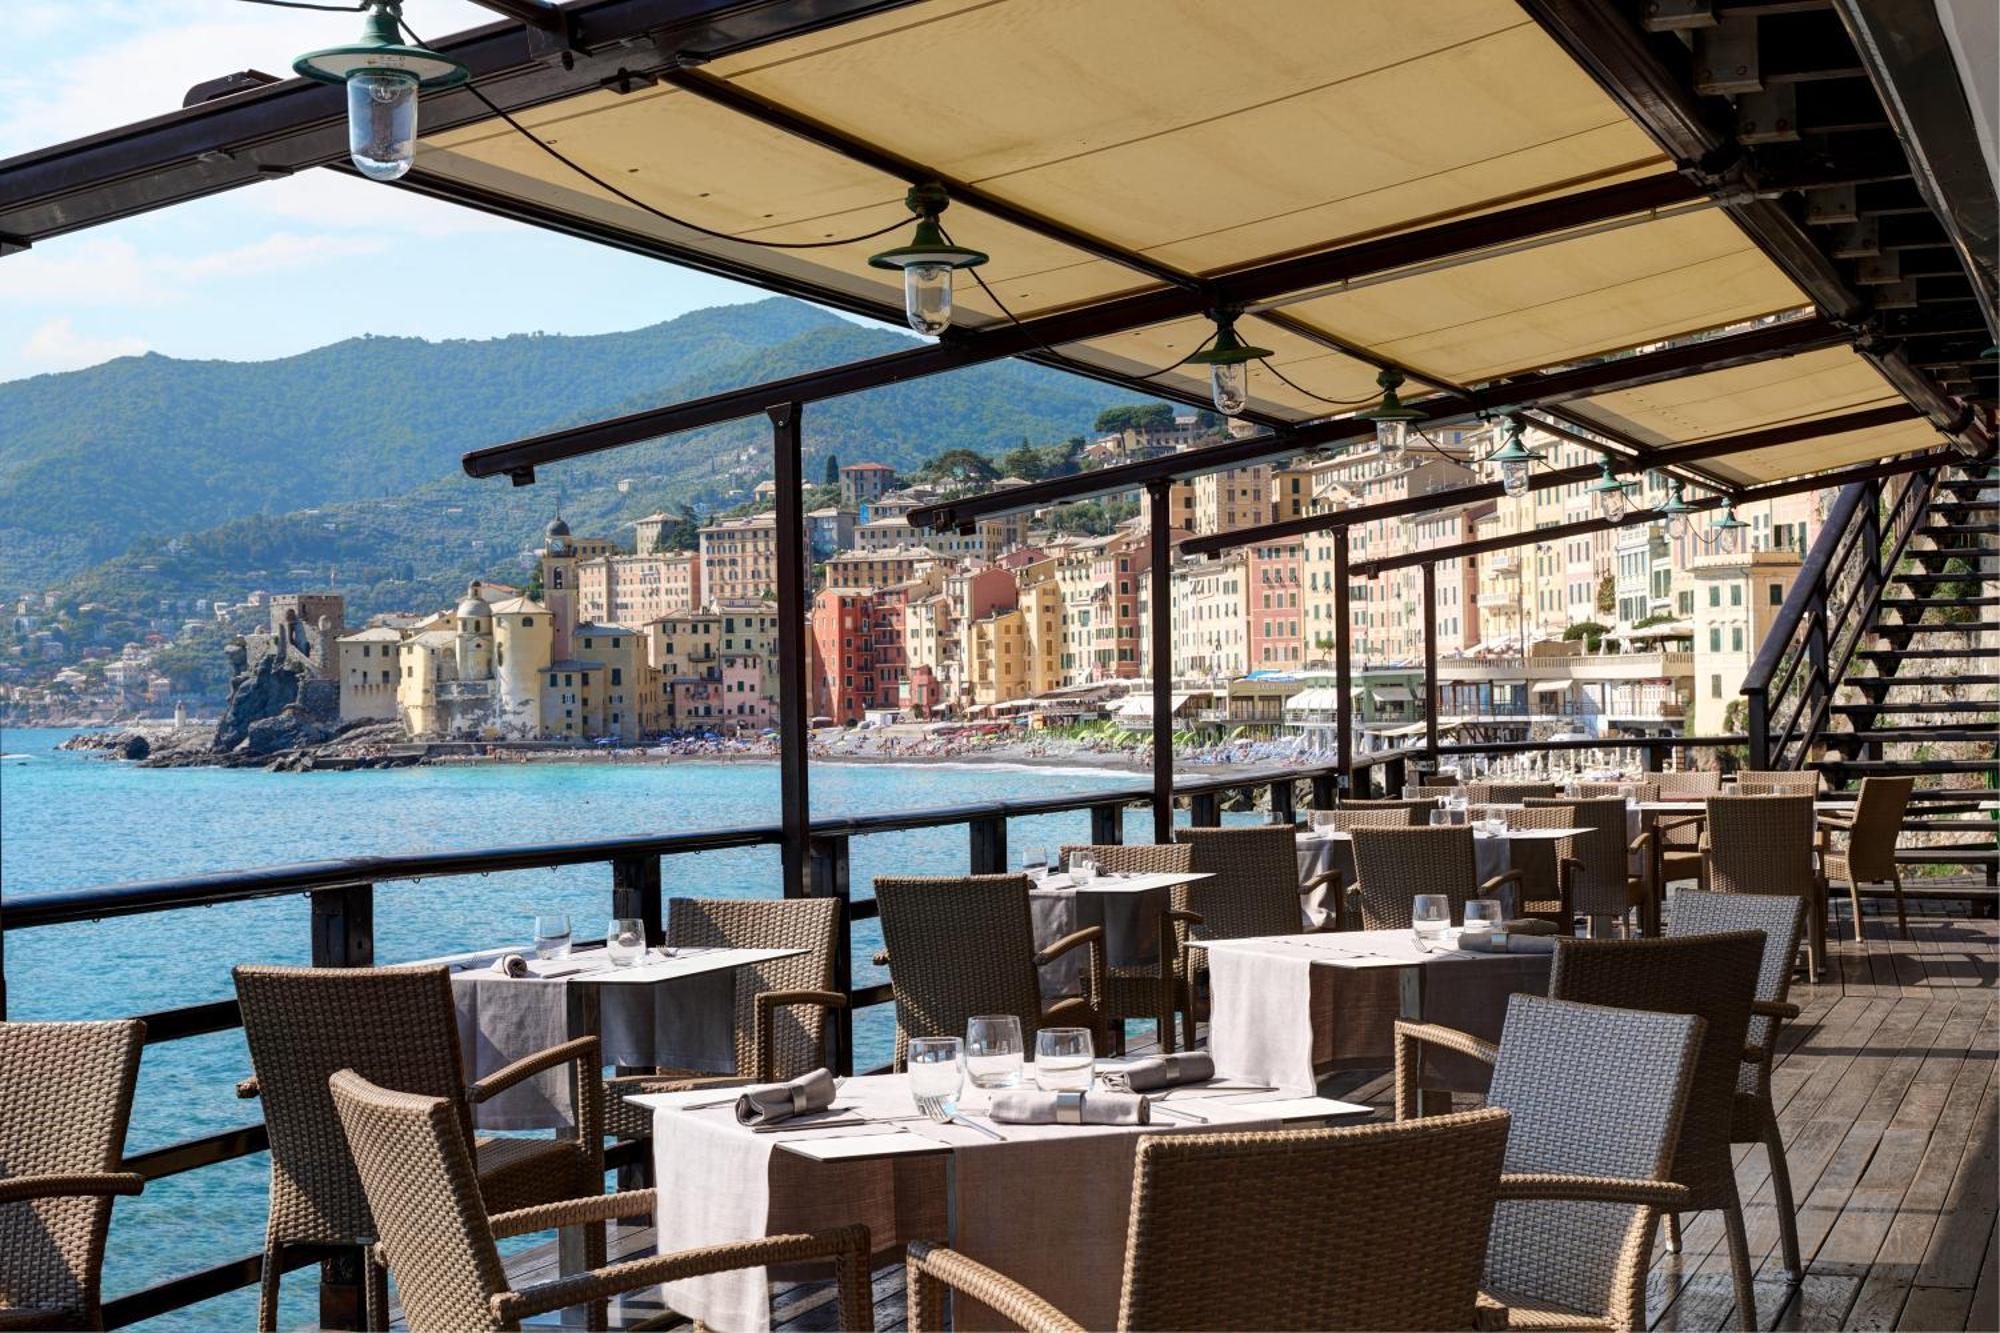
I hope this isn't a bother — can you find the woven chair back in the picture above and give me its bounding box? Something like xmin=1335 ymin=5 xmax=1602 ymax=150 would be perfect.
xmin=875 ymin=875 xmax=1045 ymax=1070
xmin=1666 ymin=890 xmax=1804 ymax=1083
xmin=1341 ymin=798 xmax=1439 ymax=820
xmin=1312 ymin=807 xmax=1416 ymax=831
xmin=1735 ymin=770 xmax=1822 ymax=795
xmin=1653 ymin=771 xmax=1722 ymax=798
xmin=1482 ymin=994 xmax=1703 ymax=1320
xmin=1467 ymin=782 xmax=1557 ymax=803
xmin=1704 ymin=795 xmax=1817 ymax=898
xmin=1527 ymin=797 xmax=1631 ymax=914
xmin=0 ymin=1019 xmax=144 ymax=1326
xmin=234 ymin=965 xmax=470 ymax=1248
xmin=1576 ymin=780 xmax=1659 ymax=803
xmin=1548 ymin=934 xmax=1762 ymax=1210
xmin=667 ymin=897 xmax=839 ymax=1080
xmin=1840 ymin=777 xmax=1916 ymax=881
xmin=1350 ymin=826 xmax=1478 ymax=930
xmin=329 ymin=1070 xmax=512 ymax=1333
xmin=1120 ymin=1109 xmax=1511 ymax=1331
xmin=1058 ymin=843 xmax=1192 ymax=878
xmin=1174 ymin=826 xmax=1304 ymax=940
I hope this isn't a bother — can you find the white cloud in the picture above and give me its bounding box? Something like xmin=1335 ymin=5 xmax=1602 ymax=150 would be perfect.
xmin=4 ymin=231 xmax=388 ymax=307
xmin=20 ymin=318 xmax=149 ymax=373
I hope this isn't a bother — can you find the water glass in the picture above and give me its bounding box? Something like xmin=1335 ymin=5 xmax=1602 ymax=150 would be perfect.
xmin=531 ymin=913 xmax=572 ymax=961
xmin=1463 ymin=899 xmax=1504 ymax=936
xmin=1429 ymin=809 xmax=1451 ymax=827
xmin=605 ymin=917 xmax=646 ymax=968
xmin=1483 ymin=812 xmax=1508 ymax=836
xmin=1068 ymin=852 xmax=1098 ymax=886
xmin=908 ymin=1036 xmax=965 ymax=1121
xmin=1035 ymin=1027 xmax=1095 ymax=1091
xmin=1448 ymin=795 xmax=1469 ymax=826
xmin=1412 ymin=894 xmax=1451 ymax=947
xmin=965 ymin=1014 xmax=1025 ymax=1089
xmin=1310 ymin=809 xmax=1337 ymax=833
xmin=1020 ymin=845 xmax=1048 ymax=883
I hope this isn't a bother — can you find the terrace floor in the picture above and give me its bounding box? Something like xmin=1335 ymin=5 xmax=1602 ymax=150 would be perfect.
xmin=470 ymin=901 xmax=1999 ymax=1333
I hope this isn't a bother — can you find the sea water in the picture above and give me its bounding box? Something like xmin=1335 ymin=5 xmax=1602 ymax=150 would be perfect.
xmin=1 ymin=728 xmax=1153 ymax=1327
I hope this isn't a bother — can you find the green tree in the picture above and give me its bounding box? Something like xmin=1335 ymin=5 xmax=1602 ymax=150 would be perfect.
xmin=1561 ymin=621 xmax=1609 ymax=652
xmin=1092 ymin=403 xmax=1175 ymax=435
xmin=911 ymin=448 xmax=998 ymax=490
xmin=822 ymin=453 xmax=840 ymax=487
xmin=1595 ymin=573 xmax=1616 ymax=616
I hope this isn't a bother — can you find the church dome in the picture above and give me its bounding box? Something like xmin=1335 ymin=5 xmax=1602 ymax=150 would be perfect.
xmin=456 ymin=581 xmax=492 ymax=622
xmin=546 ymin=516 xmax=571 ymax=540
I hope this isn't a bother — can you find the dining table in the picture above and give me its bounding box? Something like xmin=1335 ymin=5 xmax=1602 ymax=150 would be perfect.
xmin=1029 ymin=870 xmax=1212 ymax=999
xmin=635 ymin=1063 xmax=1369 ymax=1332
xmin=424 ymin=942 xmax=806 ymax=1129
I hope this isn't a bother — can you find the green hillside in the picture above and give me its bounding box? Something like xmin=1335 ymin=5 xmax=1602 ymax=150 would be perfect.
xmin=0 ymin=298 xmax=1154 ymax=597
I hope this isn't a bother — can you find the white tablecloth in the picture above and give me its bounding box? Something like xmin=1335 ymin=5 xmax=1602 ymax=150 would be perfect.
xmin=1030 ymin=872 xmax=1201 ymax=998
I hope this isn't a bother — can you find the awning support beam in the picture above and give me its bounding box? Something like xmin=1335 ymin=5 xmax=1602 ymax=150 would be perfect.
xmin=1148 ymin=483 xmax=1175 ymax=843
xmin=771 ymin=402 xmax=810 ymax=899
xmin=1422 ymin=563 xmax=1440 ymax=762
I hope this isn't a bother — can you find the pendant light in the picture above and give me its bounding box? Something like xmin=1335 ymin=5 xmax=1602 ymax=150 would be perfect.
xmin=1655 ymin=478 xmax=1699 ymax=536
xmin=1704 ymin=497 xmax=1749 ymax=550
xmin=1485 ymin=414 xmax=1542 ymax=497
xmin=294 ymin=2 xmax=469 ymax=182
xmin=1186 ymin=314 xmax=1272 ymax=417
xmin=867 ymin=184 xmax=989 ymax=335
xmin=1586 ymin=460 xmax=1636 ymax=520
xmin=1357 ymin=368 xmax=1424 ymax=463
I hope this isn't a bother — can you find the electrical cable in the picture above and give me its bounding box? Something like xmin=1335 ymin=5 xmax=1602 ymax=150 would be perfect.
xmin=1254 ymin=358 xmax=1381 ymax=408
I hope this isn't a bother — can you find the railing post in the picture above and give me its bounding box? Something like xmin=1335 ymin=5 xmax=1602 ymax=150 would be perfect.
xmin=1804 ymin=584 xmax=1830 ymax=769
xmin=1189 ymin=791 xmax=1220 ymax=827
xmin=1746 ymin=690 xmax=1770 ymax=770
xmin=1268 ymin=777 xmax=1296 ymax=826
xmin=1311 ymin=772 xmax=1337 ymax=812
xmin=611 ymin=854 xmax=663 ymax=947
xmin=1383 ymin=756 xmax=1407 ymax=797
xmin=1643 ymin=744 xmax=1665 ymax=774
xmin=808 ymin=835 xmax=853 ymax=1076
xmin=1089 ymin=802 xmax=1123 ymax=845
xmin=969 ymin=814 xmax=1007 ymax=874
xmin=309 ymin=883 xmax=372 ymax=1331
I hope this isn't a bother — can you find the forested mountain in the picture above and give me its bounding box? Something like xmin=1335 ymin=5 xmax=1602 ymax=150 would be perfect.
xmin=0 ymin=298 xmax=1155 ymax=599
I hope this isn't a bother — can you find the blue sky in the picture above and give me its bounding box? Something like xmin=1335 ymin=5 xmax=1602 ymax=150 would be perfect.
xmin=0 ymin=1 xmax=796 ymax=384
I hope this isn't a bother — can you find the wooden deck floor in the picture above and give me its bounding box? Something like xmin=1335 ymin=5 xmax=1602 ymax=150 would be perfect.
xmin=491 ymin=902 xmax=1998 ymax=1333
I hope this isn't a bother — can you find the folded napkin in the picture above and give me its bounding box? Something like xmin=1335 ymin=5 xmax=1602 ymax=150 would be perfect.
xmin=1458 ymin=931 xmax=1557 ymax=954
xmin=734 ymin=1068 xmax=837 ymax=1126
xmin=490 ymin=954 xmax=590 ymax=979
xmin=1503 ymin=918 xmax=1561 ymax=936
xmin=1117 ymin=1052 xmax=1215 ymax=1092
xmin=493 ymin=954 xmax=530 ymax=978
xmin=989 ymin=1089 xmax=1150 ymax=1125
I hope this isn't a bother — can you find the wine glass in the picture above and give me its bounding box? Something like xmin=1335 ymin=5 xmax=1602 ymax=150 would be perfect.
xmin=1067 ymin=852 xmax=1098 ymax=887
xmin=1035 ymin=1027 xmax=1095 ymax=1091
xmin=531 ymin=913 xmax=572 ymax=961
xmin=605 ymin=917 xmax=646 ymax=968
xmin=1019 ymin=845 xmax=1048 ymax=883
xmin=1463 ymin=898 xmax=1503 ymax=937
xmin=965 ymin=1015 xmax=1025 ymax=1089
xmin=1412 ymin=894 xmax=1451 ymax=950
xmin=908 ymin=1036 xmax=965 ymax=1121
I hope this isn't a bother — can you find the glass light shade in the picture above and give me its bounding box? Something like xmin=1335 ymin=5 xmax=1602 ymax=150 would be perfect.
xmin=1597 ymin=485 xmax=1626 ymax=520
xmin=1501 ymin=458 xmax=1531 ymax=497
xmin=903 ymin=262 xmax=953 ymax=335
xmin=1210 ymin=360 xmax=1249 ymax=415
xmin=1377 ymin=418 xmax=1408 ymax=461
xmin=347 ymin=68 xmax=419 ymax=181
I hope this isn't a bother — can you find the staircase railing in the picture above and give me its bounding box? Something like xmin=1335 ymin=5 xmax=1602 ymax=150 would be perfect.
xmin=1743 ymin=465 xmax=1940 ymax=771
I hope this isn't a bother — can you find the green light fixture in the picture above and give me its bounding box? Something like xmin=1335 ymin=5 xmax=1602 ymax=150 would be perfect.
xmin=1711 ymin=497 xmax=1749 ymax=532
xmin=868 ymin=184 xmax=988 ymax=336
xmin=1485 ymin=414 xmax=1543 ymax=497
xmin=1654 ymin=477 xmax=1699 ymax=536
xmin=1185 ymin=313 xmax=1273 ymax=417
xmin=1357 ymin=368 xmax=1425 ymax=463
xmin=294 ymin=2 xmax=469 ymax=182
xmin=1586 ymin=460 xmax=1637 ymax=520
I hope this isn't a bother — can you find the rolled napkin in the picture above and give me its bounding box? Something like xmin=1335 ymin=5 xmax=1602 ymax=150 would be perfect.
xmin=1458 ymin=931 xmax=1557 ymax=954
xmin=734 ymin=1068 xmax=838 ymax=1126
xmin=1117 ymin=1051 xmax=1215 ymax=1092
xmin=493 ymin=954 xmax=530 ymax=978
xmin=989 ymin=1089 xmax=1150 ymax=1126
xmin=1503 ymin=918 xmax=1562 ymax=936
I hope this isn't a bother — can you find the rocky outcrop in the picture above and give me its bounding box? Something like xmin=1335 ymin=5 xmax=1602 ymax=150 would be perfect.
xmin=212 ymin=654 xmax=340 ymax=754
xmin=240 ymin=704 xmax=339 ymax=757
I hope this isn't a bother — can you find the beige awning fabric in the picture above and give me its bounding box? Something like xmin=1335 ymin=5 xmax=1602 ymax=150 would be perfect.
xmin=412 ymin=0 xmax=1832 ymax=430
xmin=1530 ymin=679 xmax=1571 ymax=695
xmin=1371 ymin=685 xmax=1415 ymax=703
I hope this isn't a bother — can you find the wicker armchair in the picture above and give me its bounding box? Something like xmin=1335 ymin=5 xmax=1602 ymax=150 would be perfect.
xmin=1577 ymin=780 xmax=1660 ymax=803
xmin=1394 ymin=993 xmax=1704 ymax=1330
xmin=233 ymin=965 xmax=606 ymax=1331
xmin=1407 ymin=783 xmax=1462 ymax=799
xmin=1173 ymin=826 xmax=1311 ymax=1048
xmin=1525 ymin=797 xmax=1651 ymax=937
xmin=1310 ymin=807 xmax=1419 ymax=830
xmin=329 ymin=1069 xmax=872 ymax=1333
xmin=1548 ymin=933 xmax=1766 ymax=1329
xmin=1701 ymin=794 xmax=1825 ymax=982
xmin=0 ymin=1020 xmax=145 ymax=1332
xmin=1818 ymin=776 xmax=1915 ymax=941
xmin=1466 ymin=782 xmax=1557 ymax=803
xmin=907 ymin=1107 xmax=1513 ymax=1332
xmin=1734 ymin=769 xmax=1822 ymax=796
xmin=1339 ymin=797 xmax=1440 ymax=823
xmin=875 ymin=874 xmax=1104 ymax=1070
xmin=1348 ymin=826 xmax=1524 ymax=931
xmin=1667 ymin=891 xmax=1808 ymax=1280
xmin=603 ymin=897 xmax=844 ymax=1143
xmin=1056 ymin=843 xmax=1201 ymax=1054
xmin=1654 ymin=771 xmax=1722 ymax=799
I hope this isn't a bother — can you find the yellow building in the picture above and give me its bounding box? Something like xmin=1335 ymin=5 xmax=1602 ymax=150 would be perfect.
xmin=967 ymin=609 xmax=1029 ymax=708
xmin=335 ymin=626 xmax=402 ymax=722
xmin=575 ymin=551 xmax=700 ymax=626
xmin=699 ymin=513 xmax=780 ymax=602
xmin=1016 ymin=560 xmax=1064 ymax=696
xmin=824 ymin=545 xmax=938 ymax=591
xmin=541 ymin=623 xmax=644 ymax=743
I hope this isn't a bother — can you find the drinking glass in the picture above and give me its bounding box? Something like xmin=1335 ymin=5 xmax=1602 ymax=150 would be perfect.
xmin=531 ymin=913 xmax=572 ymax=961
xmin=1035 ymin=1027 xmax=1095 ymax=1091
xmin=1412 ymin=894 xmax=1451 ymax=948
xmin=1068 ymin=852 xmax=1098 ymax=886
xmin=1463 ymin=899 xmax=1504 ymax=937
xmin=1020 ymin=845 xmax=1048 ymax=883
xmin=1483 ymin=811 xmax=1508 ymax=836
xmin=1618 ymin=782 xmax=1637 ymax=802
xmin=606 ymin=917 xmax=646 ymax=968
xmin=908 ymin=1036 xmax=965 ymax=1121
xmin=1310 ymin=809 xmax=1336 ymax=833
xmin=965 ymin=1014 xmax=1025 ymax=1089
xmin=1429 ymin=809 xmax=1451 ymax=827
xmin=1448 ymin=795 xmax=1469 ymax=826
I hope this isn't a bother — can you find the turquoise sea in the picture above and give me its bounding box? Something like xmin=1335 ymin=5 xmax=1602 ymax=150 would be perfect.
xmin=0 ymin=727 xmax=1159 ymax=1328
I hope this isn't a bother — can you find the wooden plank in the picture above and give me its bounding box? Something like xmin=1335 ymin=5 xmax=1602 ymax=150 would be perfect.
xmin=1911 ymin=1079 xmax=1999 ymax=1290
xmin=1894 ymin=1283 xmax=1975 ymax=1331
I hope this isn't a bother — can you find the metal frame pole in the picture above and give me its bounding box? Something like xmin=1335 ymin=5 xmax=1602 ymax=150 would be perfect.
xmin=771 ymin=403 xmax=810 ymax=896
xmin=1333 ymin=530 xmax=1353 ymax=797
xmin=1422 ymin=562 xmax=1440 ymax=763
xmin=1148 ymin=481 xmax=1174 ymax=843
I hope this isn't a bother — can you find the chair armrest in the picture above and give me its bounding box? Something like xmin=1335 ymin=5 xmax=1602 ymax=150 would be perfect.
xmin=1393 ymin=1019 xmax=1497 ymax=1121
xmin=1032 ymin=925 xmax=1104 ymax=969
xmin=494 ymin=1225 xmax=874 ymax=1325
xmin=0 ymin=1172 xmax=146 ymax=1206
xmin=1815 ymin=813 xmax=1854 ymax=832
xmin=872 ymin=949 xmax=889 ymax=967
xmin=1497 ymin=1173 xmax=1691 ymax=1209
xmin=235 ymin=1076 xmax=260 ymax=1100
xmin=751 ymin=989 xmax=848 ymax=1083
xmin=1751 ymin=999 xmax=1801 ymax=1022
xmin=1655 ymin=814 xmax=1705 ymax=843
xmin=1479 ymin=869 xmax=1525 ymax=897
xmin=468 ymin=1035 xmax=601 ymax=1104
xmin=905 ymin=1240 xmax=1085 ymax=1333
xmin=490 ymin=1190 xmax=658 ymax=1240
xmin=1300 ymin=867 xmax=1344 ymax=930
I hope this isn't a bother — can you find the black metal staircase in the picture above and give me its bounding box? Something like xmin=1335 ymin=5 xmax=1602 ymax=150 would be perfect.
xmin=1743 ymin=463 xmax=1998 ymax=897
